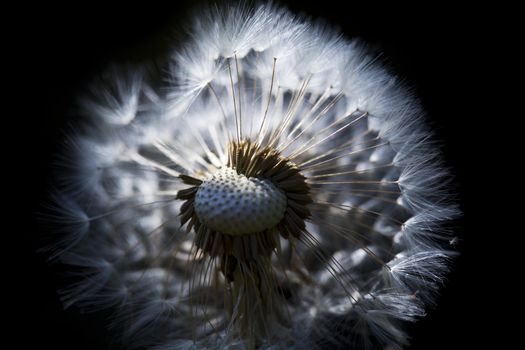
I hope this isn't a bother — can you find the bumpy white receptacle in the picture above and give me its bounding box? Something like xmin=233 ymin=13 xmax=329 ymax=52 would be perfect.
xmin=194 ymin=167 xmax=287 ymax=235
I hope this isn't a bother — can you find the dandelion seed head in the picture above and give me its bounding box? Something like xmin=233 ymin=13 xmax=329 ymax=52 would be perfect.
xmin=46 ymin=3 xmax=459 ymax=349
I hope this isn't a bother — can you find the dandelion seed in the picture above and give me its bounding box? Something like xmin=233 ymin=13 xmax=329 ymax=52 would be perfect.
xmin=46 ymin=3 xmax=459 ymax=349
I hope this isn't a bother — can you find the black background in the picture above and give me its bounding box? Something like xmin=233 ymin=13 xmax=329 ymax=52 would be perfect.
xmin=12 ymin=1 xmax=495 ymax=349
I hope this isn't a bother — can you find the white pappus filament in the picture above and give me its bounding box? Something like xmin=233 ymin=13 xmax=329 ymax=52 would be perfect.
xmin=45 ymin=3 xmax=459 ymax=350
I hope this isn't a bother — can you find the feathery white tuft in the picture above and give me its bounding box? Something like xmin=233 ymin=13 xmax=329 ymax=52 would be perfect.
xmin=46 ymin=3 xmax=459 ymax=349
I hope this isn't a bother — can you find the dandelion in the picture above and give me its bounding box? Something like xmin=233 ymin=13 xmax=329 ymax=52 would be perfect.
xmin=46 ymin=3 xmax=458 ymax=349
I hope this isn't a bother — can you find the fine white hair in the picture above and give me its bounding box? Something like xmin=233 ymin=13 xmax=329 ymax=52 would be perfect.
xmin=45 ymin=2 xmax=459 ymax=349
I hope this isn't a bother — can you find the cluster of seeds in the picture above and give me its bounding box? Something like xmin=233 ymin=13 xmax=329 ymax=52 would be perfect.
xmin=194 ymin=167 xmax=288 ymax=235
